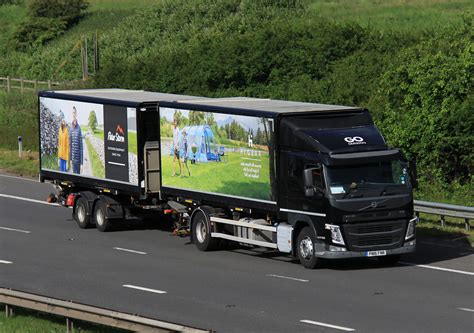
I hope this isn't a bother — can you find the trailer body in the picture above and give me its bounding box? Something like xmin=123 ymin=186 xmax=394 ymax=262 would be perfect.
xmin=39 ymin=89 xmax=417 ymax=268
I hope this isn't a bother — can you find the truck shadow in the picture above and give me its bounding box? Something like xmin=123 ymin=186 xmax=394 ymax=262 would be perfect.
xmin=226 ymin=235 xmax=473 ymax=271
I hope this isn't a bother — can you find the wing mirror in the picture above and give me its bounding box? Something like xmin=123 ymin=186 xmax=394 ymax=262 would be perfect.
xmin=304 ymin=167 xmax=324 ymax=197
xmin=409 ymin=159 xmax=418 ymax=189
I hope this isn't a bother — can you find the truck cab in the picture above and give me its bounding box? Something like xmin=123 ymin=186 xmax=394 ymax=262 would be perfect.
xmin=279 ymin=110 xmax=417 ymax=267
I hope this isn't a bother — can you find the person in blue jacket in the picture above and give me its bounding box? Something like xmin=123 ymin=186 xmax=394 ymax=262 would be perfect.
xmin=69 ymin=106 xmax=83 ymax=174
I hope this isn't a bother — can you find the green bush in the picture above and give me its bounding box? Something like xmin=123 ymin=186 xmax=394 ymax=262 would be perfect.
xmin=369 ymin=22 xmax=473 ymax=184
xmin=11 ymin=0 xmax=88 ymax=49
xmin=11 ymin=17 xmax=66 ymax=49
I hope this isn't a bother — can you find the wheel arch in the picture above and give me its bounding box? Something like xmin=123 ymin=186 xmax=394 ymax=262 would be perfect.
xmin=190 ymin=205 xmax=214 ymax=243
xmin=73 ymin=191 xmax=98 ymax=217
xmin=287 ymin=213 xmax=319 ymax=256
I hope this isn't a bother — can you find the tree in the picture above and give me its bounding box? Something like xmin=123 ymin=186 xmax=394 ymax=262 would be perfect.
xmin=12 ymin=0 xmax=89 ymax=49
xmin=27 ymin=0 xmax=89 ymax=26
xmin=88 ymin=110 xmax=97 ymax=133
xmin=189 ymin=111 xmax=205 ymax=125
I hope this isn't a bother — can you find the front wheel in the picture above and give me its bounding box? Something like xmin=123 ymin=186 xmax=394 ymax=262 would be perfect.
xmin=192 ymin=211 xmax=219 ymax=251
xmin=94 ymin=200 xmax=113 ymax=232
xmin=297 ymin=226 xmax=324 ymax=269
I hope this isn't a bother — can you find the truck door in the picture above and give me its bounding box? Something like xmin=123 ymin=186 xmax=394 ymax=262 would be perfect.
xmin=144 ymin=141 xmax=160 ymax=193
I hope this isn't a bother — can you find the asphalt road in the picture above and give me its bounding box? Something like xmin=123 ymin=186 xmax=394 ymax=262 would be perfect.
xmin=0 ymin=173 xmax=473 ymax=332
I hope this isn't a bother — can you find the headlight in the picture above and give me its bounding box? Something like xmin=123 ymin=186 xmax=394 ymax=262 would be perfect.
xmin=405 ymin=216 xmax=418 ymax=240
xmin=325 ymin=224 xmax=345 ymax=246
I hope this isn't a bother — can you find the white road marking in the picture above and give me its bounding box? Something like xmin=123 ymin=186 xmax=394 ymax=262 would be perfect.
xmin=0 ymin=173 xmax=38 ymax=182
xmin=0 ymin=226 xmax=31 ymax=234
xmin=122 ymin=284 xmax=166 ymax=294
xmin=267 ymin=274 xmax=309 ymax=282
xmin=114 ymin=247 xmax=147 ymax=255
xmin=0 ymin=193 xmax=59 ymax=206
xmin=0 ymin=260 xmax=13 ymax=264
xmin=300 ymin=319 xmax=355 ymax=331
xmin=457 ymin=308 xmax=474 ymax=313
xmin=400 ymin=262 xmax=474 ymax=276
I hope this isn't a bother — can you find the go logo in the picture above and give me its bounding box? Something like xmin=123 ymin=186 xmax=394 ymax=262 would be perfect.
xmin=344 ymin=136 xmax=366 ymax=145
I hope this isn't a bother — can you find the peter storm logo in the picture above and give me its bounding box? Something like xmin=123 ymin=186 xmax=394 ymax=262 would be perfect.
xmin=107 ymin=124 xmax=125 ymax=142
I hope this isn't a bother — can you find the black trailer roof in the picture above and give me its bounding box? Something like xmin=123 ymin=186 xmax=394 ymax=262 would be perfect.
xmin=40 ymin=89 xmax=361 ymax=116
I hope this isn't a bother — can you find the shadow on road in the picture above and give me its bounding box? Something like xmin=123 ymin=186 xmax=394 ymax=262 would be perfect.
xmin=224 ymin=234 xmax=473 ymax=271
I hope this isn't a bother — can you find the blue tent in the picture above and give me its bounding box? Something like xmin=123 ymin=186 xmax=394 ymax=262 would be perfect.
xmin=170 ymin=125 xmax=220 ymax=162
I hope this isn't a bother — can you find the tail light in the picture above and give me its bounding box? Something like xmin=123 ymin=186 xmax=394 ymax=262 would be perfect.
xmin=66 ymin=194 xmax=75 ymax=207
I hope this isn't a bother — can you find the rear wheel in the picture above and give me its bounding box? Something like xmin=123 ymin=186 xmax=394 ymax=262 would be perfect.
xmin=297 ymin=226 xmax=324 ymax=269
xmin=377 ymin=254 xmax=401 ymax=266
xmin=74 ymin=197 xmax=92 ymax=229
xmin=192 ymin=211 xmax=219 ymax=251
xmin=94 ymin=200 xmax=113 ymax=232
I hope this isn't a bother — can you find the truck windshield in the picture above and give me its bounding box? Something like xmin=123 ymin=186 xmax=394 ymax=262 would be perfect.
xmin=326 ymin=160 xmax=409 ymax=195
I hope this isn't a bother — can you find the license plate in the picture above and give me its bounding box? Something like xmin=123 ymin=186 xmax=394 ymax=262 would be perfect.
xmin=366 ymin=250 xmax=387 ymax=257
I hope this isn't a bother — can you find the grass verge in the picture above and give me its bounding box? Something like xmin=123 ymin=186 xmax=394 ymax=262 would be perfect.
xmin=0 ymin=306 xmax=130 ymax=333
xmin=417 ymin=214 xmax=473 ymax=246
xmin=0 ymin=148 xmax=38 ymax=178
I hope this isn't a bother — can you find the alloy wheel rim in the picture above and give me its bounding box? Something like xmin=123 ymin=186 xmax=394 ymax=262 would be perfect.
xmin=96 ymin=209 xmax=104 ymax=226
xmin=196 ymin=220 xmax=206 ymax=243
xmin=77 ymin=205 xmax=86 ymax=222
xmin=300 ymin=236 xmax=314 ymax=260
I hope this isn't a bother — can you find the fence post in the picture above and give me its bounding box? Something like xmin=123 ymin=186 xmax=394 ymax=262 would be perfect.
xmin=7 ymin=76 xmax=10 ymax=93
xmin=20 ymin=77 xmax=24 ymax=93
xmin=5 ymin=304 xmax=13 ymax=317
xmin=48 ymin=80 xmax=51 ymax=89
xmin=34 ymin=79 xmax=37 ymax=91
xmin=66 ymin=317 xmax=74 ymax=333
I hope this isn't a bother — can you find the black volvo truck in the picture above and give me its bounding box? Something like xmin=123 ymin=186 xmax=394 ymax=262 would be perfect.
xmin=39 ymin=89 xmax=417 ymax=268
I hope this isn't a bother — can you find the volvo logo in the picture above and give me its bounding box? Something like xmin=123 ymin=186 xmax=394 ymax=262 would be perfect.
xmin=344 ymin=136 xmax=366 ymax=145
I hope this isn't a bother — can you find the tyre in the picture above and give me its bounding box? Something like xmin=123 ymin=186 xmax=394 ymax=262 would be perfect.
xmin=377 ymin=254 xmax=401 ymax=266
xmin=296 ymin=226 xmax=324 ymax=269
xmin=74 ymin=197 xmax=93 ymax=229
xmin=192 ymin=210 xmax=219 ymax=251
xmin=94 ymin=200 xmax=113 ymax=232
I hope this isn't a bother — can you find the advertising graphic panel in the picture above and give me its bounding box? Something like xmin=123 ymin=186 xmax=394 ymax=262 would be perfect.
xmin=160 ymin=107 xmax=273 ymax=201
xmin=39 ymin=97 xmax=138 ymax=185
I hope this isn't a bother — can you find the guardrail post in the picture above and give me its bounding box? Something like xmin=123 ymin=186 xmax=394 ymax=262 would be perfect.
xmin=465 ymin=218 xmax=470 ymax=232
xmin=440 ymin=215 xmax=446 ymax=228
xmin=34 ymin=79 xmax=37 ymax=91
xmin=48 ymin=80 xmax=51 ymax=89
xmin=20 ymin=77 xmax=24 ymax=93
xmin=7 ymin=76 xmax=10 ymax=93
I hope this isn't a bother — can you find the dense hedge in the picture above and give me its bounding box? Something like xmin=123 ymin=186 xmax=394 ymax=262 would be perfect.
xmin=0 ymin=0 xmax=472 ymax=187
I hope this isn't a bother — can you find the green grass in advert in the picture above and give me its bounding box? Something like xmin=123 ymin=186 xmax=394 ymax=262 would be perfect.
xmin=161 ymin=151 xmax=271 ymax=201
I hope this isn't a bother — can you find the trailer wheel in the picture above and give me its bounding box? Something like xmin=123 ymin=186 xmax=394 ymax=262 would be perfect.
xmin=192 ymin=211 xmax=218 ymax=251
xmin=94 ymin=200 xmax=113 ymax=232
xmin=377 ymin=254 xmax=401 ymax=266
xmin=296 ymin=226 xmax=323 ymax=269
xmin=74 ymin=197 xmax=92 ymax=229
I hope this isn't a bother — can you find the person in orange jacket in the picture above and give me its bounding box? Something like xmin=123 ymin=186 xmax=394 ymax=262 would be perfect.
xmin=57 ymin=113 xmax=70 ymax=172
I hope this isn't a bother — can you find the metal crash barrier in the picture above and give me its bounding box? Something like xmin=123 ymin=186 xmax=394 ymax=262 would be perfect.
xmin=414 ymin=200 xmax=474 ymax=231
xmin=0 ymin=288 xmax=211 ymax=333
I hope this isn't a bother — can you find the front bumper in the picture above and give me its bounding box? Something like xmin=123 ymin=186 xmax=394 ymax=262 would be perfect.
xmin=314 ymin=241 xmax=416 ymax=259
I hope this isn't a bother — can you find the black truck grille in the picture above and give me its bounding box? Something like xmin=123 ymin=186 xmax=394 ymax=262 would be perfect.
xmin=343 ymin=220 xmax=406 ymax=251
